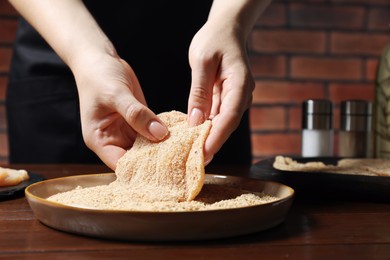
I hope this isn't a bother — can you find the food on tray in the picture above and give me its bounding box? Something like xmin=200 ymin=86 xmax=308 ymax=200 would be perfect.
xmin=273 ymin=156 xmax=332 ymax=172
xmin=0 ymin=167 xmax=29 ymax=187
xmin=273 ymin=155 xmax=390 ymax=177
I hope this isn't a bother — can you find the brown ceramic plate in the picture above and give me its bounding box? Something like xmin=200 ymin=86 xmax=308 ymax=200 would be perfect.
xmin=25 ymin=173 xmax=294 ymax=242
xmin=250 ymin=157 xmax=390 ymax=202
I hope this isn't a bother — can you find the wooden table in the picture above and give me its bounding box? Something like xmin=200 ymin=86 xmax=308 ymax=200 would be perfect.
xmin=1 ymin=164 xmax=389 ymax=259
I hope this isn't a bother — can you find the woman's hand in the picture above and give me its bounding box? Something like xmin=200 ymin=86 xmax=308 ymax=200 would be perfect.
xmin=187 ymin=20 xmax=254 ymax=164
xmin=72 ymin=51 xmax=168 ymax=170
xmin=187 ymin=0 xmax=271 ymax=164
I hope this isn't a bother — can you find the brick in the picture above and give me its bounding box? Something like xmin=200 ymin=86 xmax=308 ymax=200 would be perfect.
xmin=0 ymin=1 xmax=18 ymax=16
xmin=251 ymin=30 xmax=326 ymax=54
xmin=0 ymin=132 xmax=9 ymax=158
xmin=366 ymin=58 xmax=380 ymax=81
xmin=253 ymin=80 xmax=325 ymax=104
xmin=288 ymin=106 xmax=302 ymax=130
xmin=248 ymin=105 xmax=304 ymax=132
xmin=290 ymin=3 xmax=365 ymax=30
xmin=0 ymin=19 xmax=18 ymax=43
xmin=251 ymin=133 xmax=301 ymax=157
xmin=0 ymin=47 xmax=13 ymax=73
xmin=249 ymin=55 xmax=287 ymax=78
xmin=329 ymin=83 xmax=375 ymax=102
xmin=249 ymin=106 xmax=286 ymax=131
xmin=256 ymin=3 xmax=286 ymax=27
xmin=331 ymin=32 xmax=390 ymax=56
xmin=290 ymin=57 xmax=362 ymax=81
xmin=368 ymin=7 xmax=390 ymax=31
xmin=0 ymin=76 xmax=7 ymax=100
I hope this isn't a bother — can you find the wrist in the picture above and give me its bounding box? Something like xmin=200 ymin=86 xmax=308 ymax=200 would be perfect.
xmin=208 ymin=0 xmax=271 ymax=39
xmin=67 ymin=37 xmax=118 ymax=77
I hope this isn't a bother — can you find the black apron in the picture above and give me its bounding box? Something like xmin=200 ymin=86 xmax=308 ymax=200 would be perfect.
xmin=6 ymin=1 xmax=251 ymax=165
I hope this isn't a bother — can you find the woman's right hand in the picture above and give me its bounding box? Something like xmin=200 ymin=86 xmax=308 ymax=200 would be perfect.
xmin=71 ymin=50 xmax=168 ymax=170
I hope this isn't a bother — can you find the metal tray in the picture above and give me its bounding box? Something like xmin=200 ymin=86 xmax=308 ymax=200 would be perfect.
xmin=250 ymin=157 xmax=390 ymax=202
xmin=0 ymin=172 xmax=44 ymax=199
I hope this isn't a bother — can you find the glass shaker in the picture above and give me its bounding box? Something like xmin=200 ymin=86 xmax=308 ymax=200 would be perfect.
xmin=338 ymin=100 xmax=372 ymax=158
xmin=301 ymin=99 xmax=333 ymax=157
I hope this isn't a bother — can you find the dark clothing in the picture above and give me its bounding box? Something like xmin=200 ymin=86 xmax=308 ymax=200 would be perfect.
xmin=6 ymin=1 xmax=252 ymax=165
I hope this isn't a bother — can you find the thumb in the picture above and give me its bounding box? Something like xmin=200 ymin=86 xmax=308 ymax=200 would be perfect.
xmin=116 ymin=92 xmax=168 ymax=142
xmin=117 ymin=59 xmax=169 ymax=141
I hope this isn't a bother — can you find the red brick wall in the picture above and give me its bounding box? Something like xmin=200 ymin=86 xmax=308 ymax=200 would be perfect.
xmin=250 ymin=0 xmax=390 ymax=162
xmin=0 ymin=1 xmax=389 ymax=164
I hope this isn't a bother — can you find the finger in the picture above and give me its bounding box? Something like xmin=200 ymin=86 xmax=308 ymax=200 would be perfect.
xmin=115 ymin=93 xmax=168 ymax=141
xmin=91 ymin=113 xmax=136 ymax=147
xmin=203 ymin=111 xmax=242 ymax=163
xmin=117 ymin=60 xmax=168 ymax=140
xmin=209 ymin=83 xmax=222 ymax=119
xmin=94 ymin=144 xmax=127 ymax=171
xmin=187 ymin=55 xmax=219 ymax=126
xmin=203 ymin=75 xmax=250 ymax=162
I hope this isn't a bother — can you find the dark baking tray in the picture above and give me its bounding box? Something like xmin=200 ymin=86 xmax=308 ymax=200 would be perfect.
xmin=0 ymin=172 xmax=45 ymax=199
xmin=250 ymin=157 xmax=390 ymax=202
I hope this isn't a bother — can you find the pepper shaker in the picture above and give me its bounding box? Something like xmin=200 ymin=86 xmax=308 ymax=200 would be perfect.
xmin=301 ymin=99 xmax=334 ymax=157
xmin=338 ymin=100 xmax=372 ymax=158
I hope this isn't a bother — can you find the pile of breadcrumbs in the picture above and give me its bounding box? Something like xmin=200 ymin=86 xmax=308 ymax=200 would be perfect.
xmin=48 ymin=182 xmax=278 ymax=212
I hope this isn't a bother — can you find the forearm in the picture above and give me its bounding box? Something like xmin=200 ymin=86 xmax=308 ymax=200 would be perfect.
xmin=208 ymin=0 xmax=272 ymax=39
xmin=8 ymin=0 xmax=115 ymax=71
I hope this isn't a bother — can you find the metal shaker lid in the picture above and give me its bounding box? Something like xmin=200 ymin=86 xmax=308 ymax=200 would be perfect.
xmin=340 ymin=100 xmax=372 ymax=131
xmin=302 ymin=99 xmax=333 ymax=130
xmin=302 ymin=99 xmax=333 ymax=115
xmin=340 ymin=100 xmax=372 ymax=115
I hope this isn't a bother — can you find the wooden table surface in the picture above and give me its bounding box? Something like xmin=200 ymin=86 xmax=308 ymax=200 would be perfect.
xmin=1 ymin=164 xmax=389 ymax=259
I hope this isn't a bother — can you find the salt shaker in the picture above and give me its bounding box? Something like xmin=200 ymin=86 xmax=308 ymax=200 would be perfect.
xmin=338 ymin=100 xmax=372 ymax=158
xmin=301 ymin=99 xmax=333 ymax=157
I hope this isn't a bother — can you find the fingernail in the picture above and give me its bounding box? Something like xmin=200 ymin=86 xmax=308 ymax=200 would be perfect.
xmin=148 ymin=121 xmax=168 ymax=140
xmin=204 ymin=154 xmax=214 ymax=165
xmin=189 ymin=108 xmax=204 ymax=126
